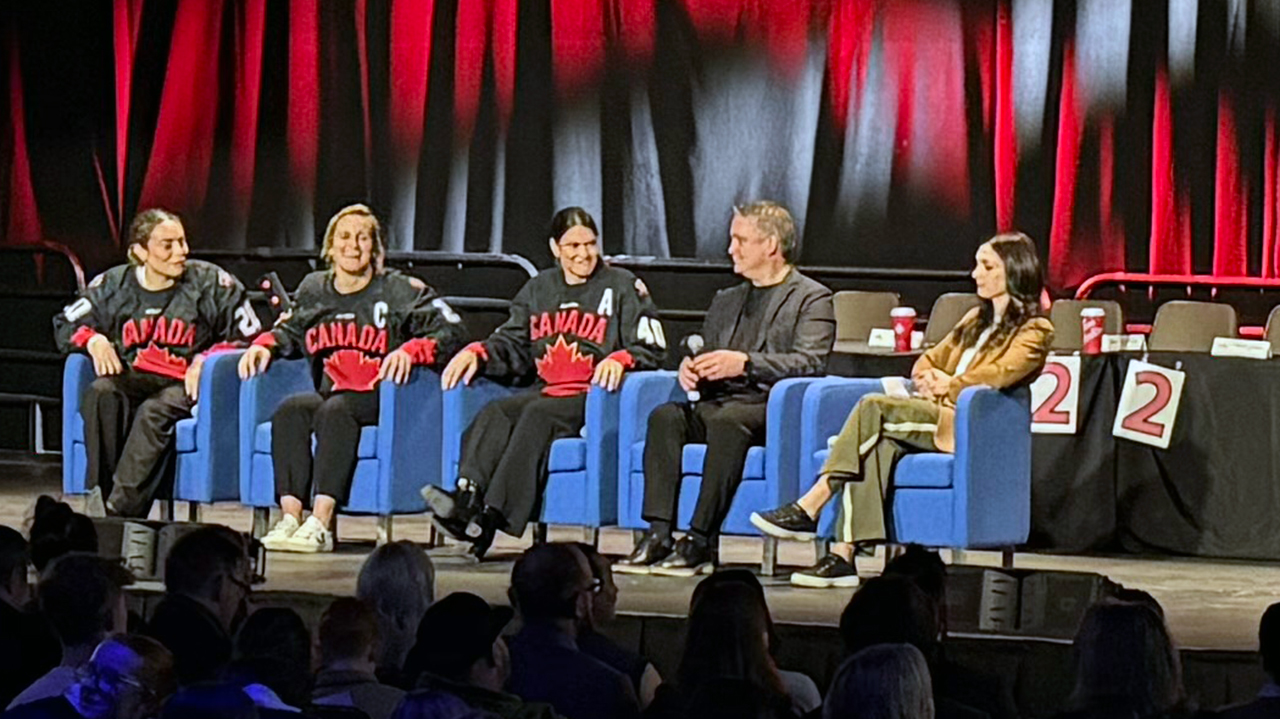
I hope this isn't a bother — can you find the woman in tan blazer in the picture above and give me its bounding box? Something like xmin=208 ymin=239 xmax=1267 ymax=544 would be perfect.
xmin=751 ymin=232 xmax=1053 ymax=588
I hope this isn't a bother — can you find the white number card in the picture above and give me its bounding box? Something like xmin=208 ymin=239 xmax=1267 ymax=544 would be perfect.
xmin=1112 ymin=360 xmax=1185 ymax=449
xmin=1031 ymin=356 xmax=1081 ymax=435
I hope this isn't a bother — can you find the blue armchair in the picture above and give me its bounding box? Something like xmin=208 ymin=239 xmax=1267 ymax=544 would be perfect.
xmin=616 ymin=372 xmax=819 ymax=573
xmin=62 ymin=351 xmax=246 ymax=520
xmin=440 ymin=379 xmax=624 ymax=543
xmin=801 ymin=380 xmax=1032 ymax=558
xmin=239 ymin=361 xmax=444 ymax=542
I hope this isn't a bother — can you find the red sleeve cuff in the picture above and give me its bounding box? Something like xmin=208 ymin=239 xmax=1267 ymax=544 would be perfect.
xmin=252 ymin=333 xmax=278 ymax=348
xmin=605 ymin=350 xmax=635 ymax=369
xmin=465 ymin=341 xmax=489 ymax=361
xmin=400 ymin=338 xmax=438 ymax=365
xmin=70 ymin=326 xmax=99 ymax=348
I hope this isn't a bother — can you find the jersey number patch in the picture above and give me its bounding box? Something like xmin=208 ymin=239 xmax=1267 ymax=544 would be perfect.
xmin=235 ymin=303 xmax=263 ymax=337
xmin=63 ymin=297 xmax=93 ymax=322
xmin=637 ymin=317 xmax=666 ymax=348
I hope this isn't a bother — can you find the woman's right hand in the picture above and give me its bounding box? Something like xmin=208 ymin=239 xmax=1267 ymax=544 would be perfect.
xmin=441 ymin=349 xmax=480 ymax=390
xmin=87 ymin=335 xmax=123 ymax=376
xmin=238 ymin=344 xmax=272 ymax=379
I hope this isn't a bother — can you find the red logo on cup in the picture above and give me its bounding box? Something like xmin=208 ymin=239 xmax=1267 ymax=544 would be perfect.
xmin=891 ymin=307 xmax=917 ymax=353
xmin=1080 ymin=308 xmax=1105 ymax=355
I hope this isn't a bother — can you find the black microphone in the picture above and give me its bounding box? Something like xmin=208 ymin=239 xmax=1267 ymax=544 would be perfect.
xmin=681 ymin=334 xmax=705 ymax=401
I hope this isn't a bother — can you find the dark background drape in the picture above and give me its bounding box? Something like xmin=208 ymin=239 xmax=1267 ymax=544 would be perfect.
xmin=4 ymin=0 xmax=1280 ymax=288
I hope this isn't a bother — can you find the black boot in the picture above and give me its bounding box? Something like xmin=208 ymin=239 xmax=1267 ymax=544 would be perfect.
xmin=465 ymin=507 xmax=503 ymax=560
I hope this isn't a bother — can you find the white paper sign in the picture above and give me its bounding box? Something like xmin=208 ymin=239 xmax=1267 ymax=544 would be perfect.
xmin=1031 ymin=356 xmax=1081 ymax=434
xmin=868 ymin=329 xmax=924 ymax=350
xmin=1210 ymin=337 xmax=1272 ymax=360
xmin=1112 ymin=360 xmax=1185 ymax=449
xmin=1102 ymin=334 xmax=1147 ymax=353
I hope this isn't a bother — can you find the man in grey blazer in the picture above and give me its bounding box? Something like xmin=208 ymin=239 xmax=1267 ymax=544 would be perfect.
xmin=615 ymin=201 xmax=835 ymax=576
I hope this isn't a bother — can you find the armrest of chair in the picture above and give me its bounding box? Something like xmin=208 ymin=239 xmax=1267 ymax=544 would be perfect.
xmin=616 ymin=372 xmax=682 ymax=522
xmin=441 ymin=378 xmax=520 ymax=489
xmin=764 ymin=377 xmax=823 ymax=505
xmin=62 ymin=354 xmax=95 ymax=494
xmin=193 ymin=350 xmax=245 ymax=486
xmin=377 ymin=368 xmax=443 ymax=504
xmin=238 ymin=359 xmax=313 ymax=501
xmin=953 ymin=385 xmax=1032 ymax=545
xmin=582 ymin=382 xmax=622 ymax=516
xmin=798 ymin=377 xmax=886 ymax=484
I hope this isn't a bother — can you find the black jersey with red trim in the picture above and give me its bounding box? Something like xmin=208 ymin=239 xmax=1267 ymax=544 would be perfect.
xmin=471 ymin=265 xmax=666 ymax=397
xmin=254 ymin=269 xmax=466 ymax=392
xmin=53 ymin=260 xmax=261 ymax=380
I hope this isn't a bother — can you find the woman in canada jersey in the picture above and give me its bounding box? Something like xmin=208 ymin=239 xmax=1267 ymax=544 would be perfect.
xmin=238 ymin=204 xmax=465 ymax=552
xmin=426 ymin=207 xmax=667 ymax=558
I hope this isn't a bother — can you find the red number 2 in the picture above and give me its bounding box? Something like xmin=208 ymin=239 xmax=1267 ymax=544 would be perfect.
xmin=1033 ymin=363 xmax=1072 ymax=424
xmin=1120 ymin=371 xmax=1173 ymax=437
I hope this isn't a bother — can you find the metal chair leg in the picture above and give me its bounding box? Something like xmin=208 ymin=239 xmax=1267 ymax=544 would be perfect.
xmin=186 ymin=502 xmax=201 ymax=523
xmin=761 ymin=537 xmax=778 ymax=576
xmin=584 ymin=527 xmax=600 ymax=548
xmin=251 ymin=507 xmax=270 ymax=538
xmin=533 ymin=523 xmax=549 ymax=545
xmin=1001 ymin=547 xmax=1015 ymax=569
xmin=424 ymin=522 xmax=439 ymax=548
xmin=376 ymin=515 xmax=393 ymax=546
xmin=158 ymin=499 xmax=174 ymax=522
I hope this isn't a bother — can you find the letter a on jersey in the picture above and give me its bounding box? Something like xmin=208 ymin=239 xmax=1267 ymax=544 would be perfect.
xmin=597 ymin=288 xmax=614 ymax=317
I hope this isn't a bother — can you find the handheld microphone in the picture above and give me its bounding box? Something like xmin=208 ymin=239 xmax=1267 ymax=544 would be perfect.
xmin=681 ymin=334 xmax=705 ymax=402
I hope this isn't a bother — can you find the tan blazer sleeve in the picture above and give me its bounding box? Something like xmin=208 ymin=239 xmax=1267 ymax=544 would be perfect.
xmin=912 ymin=307 xmax=979 ymax=379
xmin=944 ymin=317 xmax=1054 ymax=404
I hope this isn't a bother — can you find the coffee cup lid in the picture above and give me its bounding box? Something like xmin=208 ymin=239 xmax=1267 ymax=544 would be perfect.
xmin=1080 ymin=308 xmax=1106 ymax=317
xmin=890 ymin=307 xmax=917 ymax=317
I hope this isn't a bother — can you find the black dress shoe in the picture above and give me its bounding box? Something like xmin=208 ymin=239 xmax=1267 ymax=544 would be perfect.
xmin=651 ymin=535 xmax=715 ymax=577
xmin=465 ymin=508 xmax=503 ymax=560
xmin=750 ymin=502 xmax=819 ymax=541
xmin=614 ymin=531 xmax=674 ymax=575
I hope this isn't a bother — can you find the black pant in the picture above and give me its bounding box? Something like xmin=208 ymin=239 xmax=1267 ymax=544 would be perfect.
xmin=458 ymin=390 xmax=587 ymax=536
xmin=641 ymin=399 xmax=768 ymax=539
xmin=80 ymin=371 xmax=192 ymax=518
xmin=271 ymin=390 xmax=380 ymax=506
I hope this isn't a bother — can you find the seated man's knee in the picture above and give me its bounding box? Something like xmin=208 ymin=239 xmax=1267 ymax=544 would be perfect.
xmin=647 ymin=402 xmax=684 ymax=430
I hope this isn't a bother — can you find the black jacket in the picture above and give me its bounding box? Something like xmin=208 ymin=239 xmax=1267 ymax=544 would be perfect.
xmin=257 ymin=270 xmax=466 ymax=392
xmin=143 ymin=593 xmax=232 ymax=686
xmin=53 ymin=260 xmax=258 ymax=380
xmin=699 ymin=268 xmax=834 ymax=392
xmin=475 ymin=266 xmax=665 ymax=397
xmin=507 ymin=622 xmax=640 ymax=719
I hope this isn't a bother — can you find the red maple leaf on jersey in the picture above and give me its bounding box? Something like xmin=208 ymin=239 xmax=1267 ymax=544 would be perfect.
xmin=133 ymin=343 xmax=189 ymax=379
xmin=324 ymin=349 xmax=382 ymax=392
xmin=535 ymin=336 xmax=596 ymax=396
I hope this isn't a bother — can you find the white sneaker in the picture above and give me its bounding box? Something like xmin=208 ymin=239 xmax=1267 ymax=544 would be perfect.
xmin=260 ymin=514 xmax=301 ymax=551
xmin=283 ymin=515 xmax=334 ymax=553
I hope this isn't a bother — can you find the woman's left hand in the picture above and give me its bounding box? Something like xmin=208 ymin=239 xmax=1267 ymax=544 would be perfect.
xmin=917 ymin=368 xmax=952 ymax=399
xmin=378 ymin=349 xmax=415 ymax=385
xmin=592 ymin=358 xmax=625 ymax=392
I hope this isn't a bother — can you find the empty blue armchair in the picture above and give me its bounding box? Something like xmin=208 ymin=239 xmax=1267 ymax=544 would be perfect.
xmin=441 ymin=379 xmax=624 ymax=540
xmin=801 ymin=379 xmax=1032 ymax=555
xmin=239 ymin=361 xmax=444 ymax=542
xmin=63 ymin=351 xmax=246 ymax=520
xmin=617 ymin=372 xmax=819 ymax=572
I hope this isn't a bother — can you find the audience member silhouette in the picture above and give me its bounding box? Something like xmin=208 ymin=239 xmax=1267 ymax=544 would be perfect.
xmin=571 ymin=543 xmax=661 ymax=707
xmin=646 ymin=581 xmax=797 ymax=719
xmin=507 ymin=544 xmax=640 ymax=719
xmin=1054 ymin=600 xmax=1196 ymax=719
xmin=226 ymin=607 xmax=314 ymax=714
xmin=1218 ymin=601 xmax=1280 ymax=719
xmin=688 ymin=570 xmax=821 ymax=715
xmin=314 ymin=598 xmax=406 ymax=719
xmin=0 ymin=526 xmax=57 ymax=708
xmin=823 ymin=644 xmax=934 ymax=719
xmin=2 ymin=634 xmax=175 ymax=719
xmin=406 ymin=592 xmax=561 ymax=719
xmin=8 ymin=555 xmax=133 ymax=709
xmin=144 ymin=527 xmax=250 ymax=686
xmin=160 ymin=683 xmax=261 ymax=719
xmin=357 ymin=542 xmax=436 ymax=688
xmin=390 ymin=690 xmax=499 ymax=719
xmin=27 ymin=498 xmax=97 ymax=574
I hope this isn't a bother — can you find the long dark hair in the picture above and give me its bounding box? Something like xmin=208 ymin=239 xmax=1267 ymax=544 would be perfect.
xmin=676 ymin=581 xmax=786 ymax=701
xmin=548 ymin=206 xmax=598 ymax=243
xmin=952 ymin=231 xmax=1044 ymax=349
xmin=1069 ymin=601 xmax=1187 ymax=716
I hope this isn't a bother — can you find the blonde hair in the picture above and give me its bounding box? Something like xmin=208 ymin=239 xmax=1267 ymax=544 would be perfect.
xmin=321 ymin=204 xmax=385 ymax=273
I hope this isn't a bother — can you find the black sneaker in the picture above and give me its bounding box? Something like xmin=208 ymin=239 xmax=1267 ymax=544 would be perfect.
xmin=650 ymin=536 xmax=715 ymax=577
xmin=789 ymin=554 xmax=860 ymax=589
xmin=750 ymin=502 xmax=818 ymax=541
xmin=614 ymin=531 xmax=674 ymax=575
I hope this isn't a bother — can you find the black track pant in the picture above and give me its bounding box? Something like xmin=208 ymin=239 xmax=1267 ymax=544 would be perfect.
xmin=271 ymin=390 xmax=379 ymax=506
xmin=641 ymin=399 xmax=768 ymax=539
xmin=81 ymin=371 xmax=192 ymax=518
xmin=457 ymin=389 xmax=587 ymax=536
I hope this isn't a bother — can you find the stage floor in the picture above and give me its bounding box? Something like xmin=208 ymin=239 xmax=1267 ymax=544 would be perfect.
xmin=6 ymin=452 xmax=1279 ymax=651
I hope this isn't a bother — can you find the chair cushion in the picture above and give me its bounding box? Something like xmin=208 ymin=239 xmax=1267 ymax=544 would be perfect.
xmin=254 ymin=422 xmax=379 ymax=459
xmin=894 ymin=453 xmax=954 ymax=488
xmin=548 ymin=438 xmax=587 ymax=473
xmin=175 ymin=418 xmax=197 ymax=452
xmin=681 ymin=444 xmax=765 ymax=479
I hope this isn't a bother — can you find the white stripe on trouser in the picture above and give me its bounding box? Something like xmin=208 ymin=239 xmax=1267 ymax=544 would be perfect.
xmin=840 ymin=422 xmax=937 ymax=543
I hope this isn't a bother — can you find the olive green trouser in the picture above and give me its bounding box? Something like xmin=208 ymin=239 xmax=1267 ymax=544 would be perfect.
xmin=821 ymin=394 xmax=941 ymax=544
